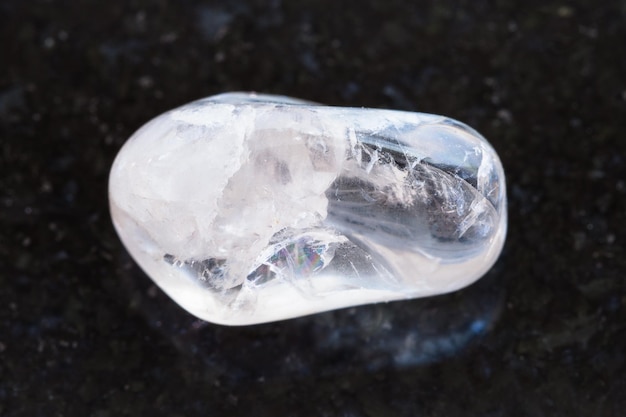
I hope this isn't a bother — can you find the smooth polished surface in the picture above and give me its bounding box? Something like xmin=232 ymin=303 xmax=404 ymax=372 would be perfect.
xmin=109 ymin=93 xmax=506 ymax=324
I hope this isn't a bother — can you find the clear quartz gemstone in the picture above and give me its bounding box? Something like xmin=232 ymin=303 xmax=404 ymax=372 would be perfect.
xmin=109 ymin=92 xmax=507 ymax=325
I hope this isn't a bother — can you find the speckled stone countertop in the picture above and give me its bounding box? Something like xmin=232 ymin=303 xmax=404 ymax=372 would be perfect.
xmin=1 ymin=1 xmax=624 ymax=416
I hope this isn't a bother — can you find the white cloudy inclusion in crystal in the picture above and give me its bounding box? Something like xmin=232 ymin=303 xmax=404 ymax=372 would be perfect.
xmin=109 ymin=92 xmax=507 ymax=325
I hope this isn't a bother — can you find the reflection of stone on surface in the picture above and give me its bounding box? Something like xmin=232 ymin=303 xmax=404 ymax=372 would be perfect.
xmin=122 ymin=243 xmax=505 ymax=383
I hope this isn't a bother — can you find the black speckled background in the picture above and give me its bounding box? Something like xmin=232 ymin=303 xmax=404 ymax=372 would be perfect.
xmin=1 ymin=1 xmax=625 ymax=415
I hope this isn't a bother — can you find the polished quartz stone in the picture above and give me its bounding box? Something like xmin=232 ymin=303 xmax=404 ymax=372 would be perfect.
xmin=109 ymin=92 xmax=507 ymax=325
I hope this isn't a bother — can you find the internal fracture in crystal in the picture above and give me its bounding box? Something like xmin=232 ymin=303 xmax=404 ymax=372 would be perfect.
xmin=109 ymin=92 xmax=507 ymax=325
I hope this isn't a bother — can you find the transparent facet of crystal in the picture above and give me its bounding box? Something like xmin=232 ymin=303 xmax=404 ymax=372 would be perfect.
xmin=109 ymin=92 xmax=507 ymax=325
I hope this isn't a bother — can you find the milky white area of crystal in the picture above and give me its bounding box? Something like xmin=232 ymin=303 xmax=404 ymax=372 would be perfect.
xmin=109 ymin=92 xmax=507 ymax=325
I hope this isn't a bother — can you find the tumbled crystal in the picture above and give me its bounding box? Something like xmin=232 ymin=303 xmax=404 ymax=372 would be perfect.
xmin=109 ymin=92 xmax=507 ymax=325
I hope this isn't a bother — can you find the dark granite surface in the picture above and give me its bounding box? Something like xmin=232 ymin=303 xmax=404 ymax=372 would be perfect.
xmin=1 ymin=0 xmax=625 ymax=415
